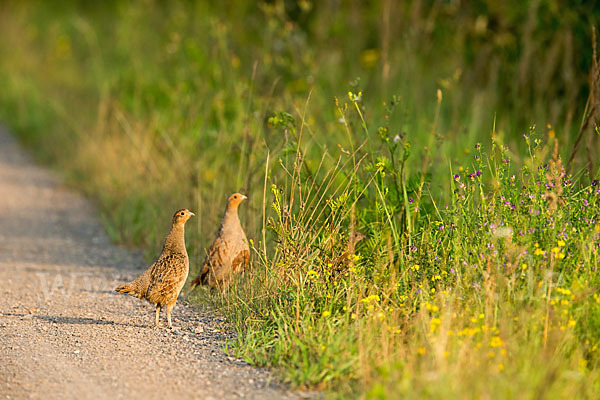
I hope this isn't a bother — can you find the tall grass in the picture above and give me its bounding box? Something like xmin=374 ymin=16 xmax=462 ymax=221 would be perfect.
xmin=196 ymin=104 xmax=600 ymax=398
xmin=0 ymin=1 xmax=599 ymax=398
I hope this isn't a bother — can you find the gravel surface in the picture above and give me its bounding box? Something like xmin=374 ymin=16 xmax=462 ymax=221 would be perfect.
xmin=0 ymin=128 xmax=298 ymax=400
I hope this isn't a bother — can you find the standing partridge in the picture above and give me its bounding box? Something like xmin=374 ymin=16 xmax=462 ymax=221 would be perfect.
xmin=190 ymin=193 xmax=249 ymax=290
xmin=116 ymin=208 xmax=194 ymax=329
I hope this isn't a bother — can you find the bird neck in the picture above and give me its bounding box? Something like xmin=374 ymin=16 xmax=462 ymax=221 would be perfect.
xmin=221 ymin=207 xmax=241 ymax=233
xmin=163 ymin=223 xmax=187 ymax=254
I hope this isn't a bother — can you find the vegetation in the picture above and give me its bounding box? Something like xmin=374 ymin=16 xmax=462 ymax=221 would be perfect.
xmin=0 ymin=1 xmax=599 ymax=398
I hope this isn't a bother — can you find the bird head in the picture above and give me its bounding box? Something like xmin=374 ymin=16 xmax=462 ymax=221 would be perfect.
xmin=227 ymin=193 xmax=247 ymax=210
xmin=350 ymin=231 xmax=366 ymax=244
xmin=172 ymin=208 xmax=195 ymax=225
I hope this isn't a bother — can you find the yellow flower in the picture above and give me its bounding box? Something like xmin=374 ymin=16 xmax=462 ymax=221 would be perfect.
xmin=568 ymin=319 xmax=576 ymax=327
xmin=322 ymin=311 xmax=331 ymax=318
xmin=498 ymin=363 xmax=504 ymax=371
xmin=490 ymin=336 xmax=504 ymax=348
xmin=430 ymin=318 xmax=442 ymax=332
xmin=361 ymin=294 xmax=380 ymax=304
xmin=534 ymin=248 xmax=545 ymax=256
xmin=417 ymin=347 xmax=426 ymax=355
xmin=557 ymin=252 xmax=565 ymax=260
xmin=557 ymin=240 xmax=566 ymax=247
xmin=521 ymin=263 xmax=528 ymax=270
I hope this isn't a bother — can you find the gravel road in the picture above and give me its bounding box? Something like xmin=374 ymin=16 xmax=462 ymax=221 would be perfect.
xmin=0 ymin=128 xmax=296 ymax=400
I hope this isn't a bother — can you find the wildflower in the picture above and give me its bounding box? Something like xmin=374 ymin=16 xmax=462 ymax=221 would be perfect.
xmin=417 ymin=347 xmax=426 ymax=355
xmin=348 ymin=91 xmax=362 ymax=102
xmin=453 ymin=174 xmax=460 ymax=182
xmin=322 ymin=311 xmax=331 ymax=318
xmin=534 ymin=248 xmax=545 ymax=256
xmin=557 ymin=240 xmax=566 ymax=247
xmin=430 ymin=318 xmax=441 ymax=332
xmin=490 ymin=336 xmax=504 ymax=348
xmin=498 ymin=363 xmax=504 ymax=371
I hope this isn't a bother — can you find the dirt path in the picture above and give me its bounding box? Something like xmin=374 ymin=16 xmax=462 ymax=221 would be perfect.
xmin=0 ymin=128 xmax=296 ymax=400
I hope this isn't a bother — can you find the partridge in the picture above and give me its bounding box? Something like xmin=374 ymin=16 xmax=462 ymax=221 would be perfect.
xmin=329 ymin=231 xmax=366 ymax=277
xmin=116 ymin=208 xmax=194 ymax=329
xmin=190 ymin=193 xmax=249 ymax=289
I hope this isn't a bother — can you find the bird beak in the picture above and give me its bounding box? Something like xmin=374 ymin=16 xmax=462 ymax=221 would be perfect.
xmin=241 ymin=194 xmax=248 ymax=201
xmin=187 ymin=211 xmax=195 ymax=217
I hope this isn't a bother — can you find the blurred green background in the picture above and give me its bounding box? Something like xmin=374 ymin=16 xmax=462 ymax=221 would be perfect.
xmin=1 ymin=0 xmax=598 ymax=282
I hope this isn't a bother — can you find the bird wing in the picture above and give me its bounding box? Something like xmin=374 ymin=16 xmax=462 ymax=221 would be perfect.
xmin=231 ymin=248 xmax=249 ymax=274
xmin=200 ymin=235 xmax=228 ymax=284
xmin=146 ymin=252 xmax=188 ymax=305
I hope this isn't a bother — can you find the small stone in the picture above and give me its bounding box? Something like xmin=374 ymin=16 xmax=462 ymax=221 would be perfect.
xmin=74 ymin=350 xmax=80 ymax=354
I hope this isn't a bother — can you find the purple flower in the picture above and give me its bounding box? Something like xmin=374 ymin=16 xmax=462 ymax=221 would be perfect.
xmin=453 ymin=174 xmax=460 ymax=181
xmin=409 ymin=198 xmax=414 ymax=204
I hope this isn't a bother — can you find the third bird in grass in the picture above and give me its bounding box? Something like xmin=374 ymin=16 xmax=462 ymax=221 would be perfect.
xmin=190 ymin=193 xmax=249 ymax=290
xmin=115 ymin=209 xmax=194 ymax=329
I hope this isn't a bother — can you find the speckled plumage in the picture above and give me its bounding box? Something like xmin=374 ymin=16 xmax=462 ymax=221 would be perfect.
xmin=190 ymin=193 xmax=249 ymax=290
xmin=329 ymin=231 xmax=366 ymax=277
xmin=116 ymin=208 xmax=194 ymax=328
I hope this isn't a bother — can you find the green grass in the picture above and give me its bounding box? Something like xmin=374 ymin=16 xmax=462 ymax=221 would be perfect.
xmin=0 ymin=1 xmax=599 ymax=398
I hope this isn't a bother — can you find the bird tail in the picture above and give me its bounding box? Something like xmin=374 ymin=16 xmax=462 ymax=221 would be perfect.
xmin=189 ymin=265 xmax=209 ymax=290
xmin=115 ymin=282 xmax=138 ymax=296
xmin=115 ymin=271 xmax=149 ymax=299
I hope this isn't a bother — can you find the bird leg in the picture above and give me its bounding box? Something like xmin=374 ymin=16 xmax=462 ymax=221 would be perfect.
xmin=166 ymin=302 xmax=176 ymax=330
xmin=155 ymin=304 xmax=161 ymax=328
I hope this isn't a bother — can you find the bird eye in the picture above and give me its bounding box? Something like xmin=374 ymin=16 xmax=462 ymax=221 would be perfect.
xmin=180 ymin=212 xmax=184 ymax=216
xmin=234 ymin=195 xmax=237 ymax=199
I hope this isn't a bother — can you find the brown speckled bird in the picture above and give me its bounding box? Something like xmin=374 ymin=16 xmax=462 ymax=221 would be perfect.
xmin=190 ymin=193 xmax=249 ymax=290
xmin=329 ymin=231 xmax=366 ymax=277
xmin=116 ymin=208 xmax=194 ymax=329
